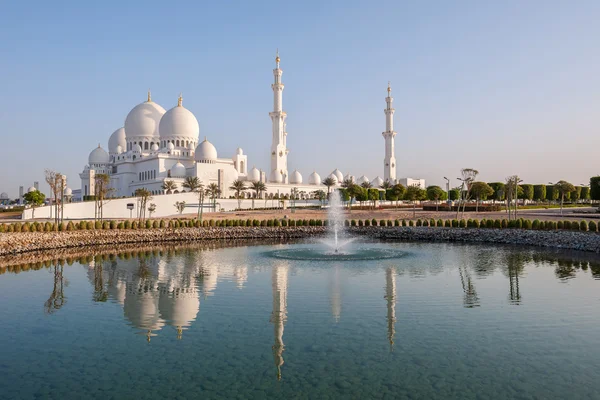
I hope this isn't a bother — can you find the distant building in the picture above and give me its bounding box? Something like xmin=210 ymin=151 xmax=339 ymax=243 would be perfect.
xmin=398 ymin=178 xmax=426 ymax=189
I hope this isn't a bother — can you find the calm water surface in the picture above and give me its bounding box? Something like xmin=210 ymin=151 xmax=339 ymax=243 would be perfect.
xmin=1 ymin=241 xmax=600 ymax=399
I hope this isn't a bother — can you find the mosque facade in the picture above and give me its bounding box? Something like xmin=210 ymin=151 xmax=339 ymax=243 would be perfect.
xmin=79 ymin=53 xmax=411 ymax=200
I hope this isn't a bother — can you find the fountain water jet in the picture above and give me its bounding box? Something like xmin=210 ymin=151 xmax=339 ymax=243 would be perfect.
xmin=324 ymin=191 xmax=354 ymax=253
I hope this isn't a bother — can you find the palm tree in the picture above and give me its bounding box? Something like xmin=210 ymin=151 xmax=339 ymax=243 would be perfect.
xmin=183 ymin=177 xmax=204 ymax=221
xmin=322 ymin=177 xmax=336 ymax=195
xmin=553 ymin=180 xmax=576 ymax=215
xmin=360 ymin=181 xmax=372 ymax=189
xmin=161 ymin=180 xmax=177 ymax=194
xmin=380 ymin=180 xmax=393 ymax=190
xmin=205 ymin=183 xmax=221 ymax=211
xmin=251 ymin=181 xmax=267 ymax=209
xmin=341 ymin=178 xmax=354 ymax=189
xmin=229 ymin=179 xmax=247 ymax=209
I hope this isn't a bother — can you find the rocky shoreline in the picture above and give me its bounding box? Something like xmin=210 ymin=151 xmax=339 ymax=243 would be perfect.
xmin=1 ymin=226 xmax=600 ymax=256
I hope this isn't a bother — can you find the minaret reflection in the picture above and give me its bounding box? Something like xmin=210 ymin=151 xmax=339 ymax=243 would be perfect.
xmin=270 ymin=262 xmax=289 ymax=381
xmin=330 ymin=266 xmax=341 ymax=323
xmin=384 ymin=267 xmax=397 ymax=351
xmin=45 ymin=263 xmax=67 ymax=314
xmin=459 ymin=264 xmax=479 ymax=308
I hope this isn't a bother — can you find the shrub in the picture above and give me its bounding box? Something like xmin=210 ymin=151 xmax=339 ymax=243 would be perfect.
xmin=274 ymin=219 xmax=280 ymax=227
xmin=303 ymin=219 xmax=309 ymax=226
xmin=380 ymin=219 xmax=387 ymax=227
xmin=516 ymin=219 xmax=522 ymax=229
xmin=523 ymin=219 xmax=532 ymax=230
xmin=7 ymin=224 xmax=14 ymax=232
xmin=580 ymin=220 xmax=588 ymax=232
xmin=387 ymin=220 xmax=393 ymax=227
xmin=158 ymin=220 xmax=164 ymax=228
xmin=500 ymin=219 xmax=507 ymax=229
xmin=0 ymin=224 xmax=5 ymax=233
xmin=402 ymin=220 xmax=407 ymax=227
xmin=250 ymin=219 xmax=257 ymax=227
xmin=467 ymin=219 xmax=473 ymax=228
xmin=485 ymin=219 xmax=493 ymax=229
xmin=571 ymin=221 xmax=580 ymax=231
xmin=289 ymin=219 xmax=295 ymax=227
xmin=151 ymin=220 xmax=158 ymax=228
xmin=85 ymin=221 xmax=93 ymax=230
xmin=351 ymin=219 xmax=357 ymax=227
xmin=109 ymin=220 xmax=117 ymax=229
xmin=95 ymin=221 xmax=102 ymax=229
xmin=437 ymin=219 xmax=443 ymax=227
xmin=472 ymin=219 xmax=480 ymax=229
xmin=294 ymin=219 xmax=301 ymax=227
xmin=132 ymin=221 xmax=138 ymax=229
xmin=102 ymin=221 xmax=109 ymax=230
xmin=430 ymin=219 xmax=436 ymax=227
xmin=345 ymin=220 xmax=350 ymax=227
xmin=452 ymin=219 xmax=458 ymax=228
xmin=422 ymin=219 xmax=429 ymax=227
xmin=21 ymin=223 xmax=30 ymax=232
xmin=281 ymin=219 xmax=287 ymax=227
xmin=589 ymin=221 xmax=597 ymax=232
xmin=459 ymin=219 xmax=466 ymax=228
xmin=267 ymin=219 xmax=273 ymax=227
xmin=395 ymin=219 xmax=400 ymax=227
xmin=409 ymin=220 xmax=414 ymax=227
xmin=445 ymin=220 xmax=451 ymax=227
xmin=492 ymin=219 xmax=500 ymax=229
xmin=416 ymin=219 xmax=422 ymax=227
xmin=532 ymin=219 xmax=540 ymax=230
xmin=364 ymin=219 xmax=371 ymax=226
xmin=13 ymin=223 xmax=21 ymax=233
xmin=358 ymin=219 xmax=363 ymax=227
xmin=316 ymin=219 xmax=323 ymax=226
xmin=562 ymin=220 xmax=570 ymax=230
xmin=557 ymin=221 xmax=564 ymax=229
xmin=67 ymin=221 xmax=75 ymax=231
xmin=309 ymin=219 xmax=315 ymax=226
xmin=118 ymin=222 xmax=124 ymax=229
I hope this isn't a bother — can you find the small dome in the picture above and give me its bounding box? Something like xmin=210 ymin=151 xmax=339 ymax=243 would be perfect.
xmin=344 ymin=173 xmax=355 ymax=183
xmin=108 ymin=127 xmax=126 ymax=154
xmin=151 ymin=143 xmax=159 ymax=151
xmin=166 ymin=142 xmax=175 ymax=151
xmin=171 ymin=162 xmax=186 ymax=177
xmin=124 ymin=100 xmax=165 ymax=141
xmin=188 ymin=141 xmax=195 ymax=150
xmin=27 ymin=186 xmax=36 ymax=193
xmin=248 ymin=167 xmax=261 ymax=182
xmin=89 ymin=145 xmax=110 ymax=164
xmin=64 ymin=187 xmax=72 ymax=196
xmin=290 ymin=170 xmax=303 ymax=184
xmin=194 ymin=138 xmax=217 ymax=162
xmin=371 ymin=176 xmax=384 ymax=187
xmin=270 ymin=169 xmax=283 ymax=183
xmin=132 ymin=143 xmax=142 ymax=153
xmin=236 ymin=147 xmax=243 ymax=155
xmin=327 ymin=173 xmax=339 ymax=185
xmin=357 ymin=175 xmax=370 ymax=184
xmin=308 ymin=171 xmax=321 ymax=185
xmin=332 ymin=169 xmax=343 ymax=182
xmin=116 ymin=145 xmax=123 ymax=154
xmin=0 ymin=192 xmax=8 ymax=199
xmin=159 ymin=99 xmax=200 ymax=143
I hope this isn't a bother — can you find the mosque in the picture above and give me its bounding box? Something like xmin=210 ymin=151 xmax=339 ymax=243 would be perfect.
xmin=79 ymin=52 xmax=414 ymax=200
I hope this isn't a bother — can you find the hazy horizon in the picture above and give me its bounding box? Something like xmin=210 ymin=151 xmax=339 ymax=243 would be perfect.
xmin=1 ymin=1 xmax=599 ymax=198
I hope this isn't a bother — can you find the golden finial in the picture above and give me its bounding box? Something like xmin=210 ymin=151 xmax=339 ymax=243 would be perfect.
xmin=177 ymin=93 xmax=183 ymax=107
xmin=147 ymin=89 xmax=152 ymax=102
xmin=177 ymin=327 xmax=183 ymax=340
xmin=98 ymin=143 xmax=101 ymax=148
xmin=387 ymin=81 xmax=391 ymax=94
xmin=275 ymin=48 xmax=280 ymax=64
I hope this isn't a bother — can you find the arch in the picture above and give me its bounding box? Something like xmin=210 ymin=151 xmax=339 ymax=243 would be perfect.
xmin=186 ymin=140 xmax=189 ymax=148
xmin=174 ymin=190 xmax=179 ymax=194
xmin=84 ymin=185 xmax=88 ymax=196
xmin=139 ymin=172 xmax=141 ymax=181
xmin=240 ymin=161 xmax=245 ymax=174
xmin=133 ymin=155 xmax=136 ymax=160
xmin=176 ymin=140 xmax=180 ymax=147
xmin=144 ymin=142 xmax=149 ymax=150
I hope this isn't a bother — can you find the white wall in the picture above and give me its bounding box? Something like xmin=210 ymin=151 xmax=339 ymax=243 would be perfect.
xmin=22 ymin=192 xmax=323 ymax=220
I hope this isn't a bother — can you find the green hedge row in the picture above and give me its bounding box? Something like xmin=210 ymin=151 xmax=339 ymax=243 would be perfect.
xmin=1 ymin=218 xmax=598 ymax=233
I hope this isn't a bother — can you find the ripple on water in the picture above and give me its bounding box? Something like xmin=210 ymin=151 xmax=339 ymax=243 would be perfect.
xmin=264 ymin=245 xmax=409 ymax=261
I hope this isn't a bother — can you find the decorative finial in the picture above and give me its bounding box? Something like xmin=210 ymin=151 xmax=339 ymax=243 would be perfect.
xmin=98 ymin=143 xmax=101 ymax=148
xmin=177 ymin=93 xmax=183 ymax=107
xmin=387 ymin=81 xmax=391 ymax=94
xmin=204 ymin=136 xmax=207 ymax=141
xmin=276 ymin=48 xmax=280 ymax=64
xmin=147 ymin=89 xmax=152 ymax=102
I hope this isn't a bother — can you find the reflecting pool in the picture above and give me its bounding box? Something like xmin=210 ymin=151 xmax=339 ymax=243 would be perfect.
xmin=1 ymin=241 xmax=600 ymax=399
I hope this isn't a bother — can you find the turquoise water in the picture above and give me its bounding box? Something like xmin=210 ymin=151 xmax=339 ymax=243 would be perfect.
xmin=1 ymin=241 xmax=600 ymax=399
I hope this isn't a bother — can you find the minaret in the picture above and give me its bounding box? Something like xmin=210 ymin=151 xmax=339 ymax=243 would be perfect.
xmin=269 ymin=50 xmax=289 ymax=183
xmin=385 ymin=267 xmax=397 ymax=351
xmin=382 ymin=82 xmax=397 ymax=182
xmin=270 ymin=263 xmax=288 ymax=381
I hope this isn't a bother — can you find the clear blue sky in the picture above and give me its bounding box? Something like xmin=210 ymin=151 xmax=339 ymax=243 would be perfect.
xmin=1 ymin=0 xmax=599 ymax=197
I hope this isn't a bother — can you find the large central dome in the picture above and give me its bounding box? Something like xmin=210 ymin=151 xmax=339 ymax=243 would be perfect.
xmin=159 ymin=96 xmax=199 ymax=148
xmin=124 ymin=96 xmax=166 ymax=143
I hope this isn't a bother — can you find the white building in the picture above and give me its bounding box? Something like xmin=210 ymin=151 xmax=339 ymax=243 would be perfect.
xmin=398 ymin=178 xmax=426 ymax=189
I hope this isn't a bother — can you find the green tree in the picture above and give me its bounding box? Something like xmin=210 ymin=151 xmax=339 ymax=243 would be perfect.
xmin=488 ymin=182 xmax=506 ymax=202
xmin=391 ymin=184 xmax=406 ymax=208
xmin=322 ymin=177 xmax=336 ymax=195
xmin=354 ymin=186 xmax=368 ymax=207
xmin=426 ymin=185 xmax=446 ymax=211
xmin=94 ymin=174 xmax=113 ymax=222
xmin=314 ymin=189 xmax=327 ymax=206
xmin=554 ymin=180 xmax=576 ymax=215
xmin=470 ymin=182 xmax=494 ymax=212
xmin=457 ymin=168 xmax=479 ymax=219
xmin=23 ymin=190 xmax=46 ymax=219
xmin=404 ymin=185 xmax=426 ymax=218
xmin=519 ymin=184 xmax=534 ymax=201
xmin=380 ymin=180 xmax=393 ymax=190
xmin=147 ymin=203 xmax=156 ymax=218
xmin=360 ymin=181 xmax=373 ymax=190
xmin=135 ymin=188 xmax=152 ymax=222
xmin=368 ymin=188 xmax=379 ymax=208
xmin=572 ymin=186 xmax=582 ymax=203
xmin=183 ymin=176 xmax=205 ymax=221
xmin=341 ymin=178 xmax=354 ymax=189
xmin=581 ymin=186 xmax=590 ymax=201
xmin=449 ymin=188 xmax=460 ymax=201
xmin=533 ymin=185 xmax=547 ymax=202
xmin=174 ymin=201 xmax=186 ymax=214
xmin=251 ymin=181 xmax=267 ymax=209
xmin=229 ymin=180 xmax=247 ymax=209
xmin=161 ymin=180 xmax=177 ymax=194
xmin=590 ymin=177 xmax=600 ymax=202
xmin=546 ymin=185 xmax=559 ymax=202
xmin=205 ymin=183 xmax=221 ymax=210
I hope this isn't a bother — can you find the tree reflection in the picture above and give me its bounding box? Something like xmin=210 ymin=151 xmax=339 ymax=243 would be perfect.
xmin=93 ymin=257 xmax=108 ymax=302
xmin=504 ymin=253 xmax=525 ymax=305
xmin=459 ymin=264 xmax=479 ymax=308
xmin=44 ymin=264 xmax=67 ymax=314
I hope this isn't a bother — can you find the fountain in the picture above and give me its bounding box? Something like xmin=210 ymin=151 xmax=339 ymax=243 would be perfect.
xmin=323 ymin=190 xmax=353 ymax=254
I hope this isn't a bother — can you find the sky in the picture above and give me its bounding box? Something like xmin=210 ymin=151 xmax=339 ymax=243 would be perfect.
xmin=0 ymin=0 xmax=599 ymax=197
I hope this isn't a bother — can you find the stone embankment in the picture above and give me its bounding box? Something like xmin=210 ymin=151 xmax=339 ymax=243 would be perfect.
xmin=2 ymin=226 xmax=600 ymax=256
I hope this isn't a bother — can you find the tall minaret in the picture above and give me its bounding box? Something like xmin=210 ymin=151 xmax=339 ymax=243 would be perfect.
xmin=382 ymin=82 xmax=397 ymax=182
xmin=269 ymin=50 xmax=289 ymax=183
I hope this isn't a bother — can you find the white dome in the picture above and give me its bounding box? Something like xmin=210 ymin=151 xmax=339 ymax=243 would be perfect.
xmin=308 ymin=171 xmax=321 ymax=185
xmin=188 ymin=141 xmax=195 ymax=150
xmin=357 ymin=175 xmax=370 ymax=184
xmin=236 ymin=147 xmax=243 ymax=155
xmin=116 ymin=145 xmax=123 ymax=154
xmin=248 ymin=167 xmax=261 ymax=182
xmin=151 ymin=143 xmax=159 ymax=151
xmin=0 ymin=192 xmax=8 ymax=199
xmin=194 ymin=138 xmax=217 ymax=162
xmin=27 ymin=186 xmax=36 ymax=193
xmin=124 ymin=100 xmax=165 ymax=141
xmin=371 ymin=176 xmax=384 ymax=187
xmin=108 ymin=127 xmax=126 ymax=154
xmin=332 ymin=169 xmax=344 ymax=182
xmin=327 ymin=173 xmax=339 ymax=185
xmin=270 ymin=169 xmax=283 ymax=183
xmin=171 ymin=162 xmax=186 ymax=177
xmin=290 ymin=170 xmax=303 ymax=184
xmin=344 ymin=174 xmax=355 ymax=183
xmin=159 ymin=100 xmax=200 ymax=143
xmin=132 ymin=144 xmax=142 ymax=153
xmin=158 ymin=292 xmax=200 ymax=332
xmin=166 ymin=142 xmax=175 ymax=151
xmin=89 ymin=145 xmax=110 ymax=164
xmin=64 ymin=187 xmax=72 ymax=196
